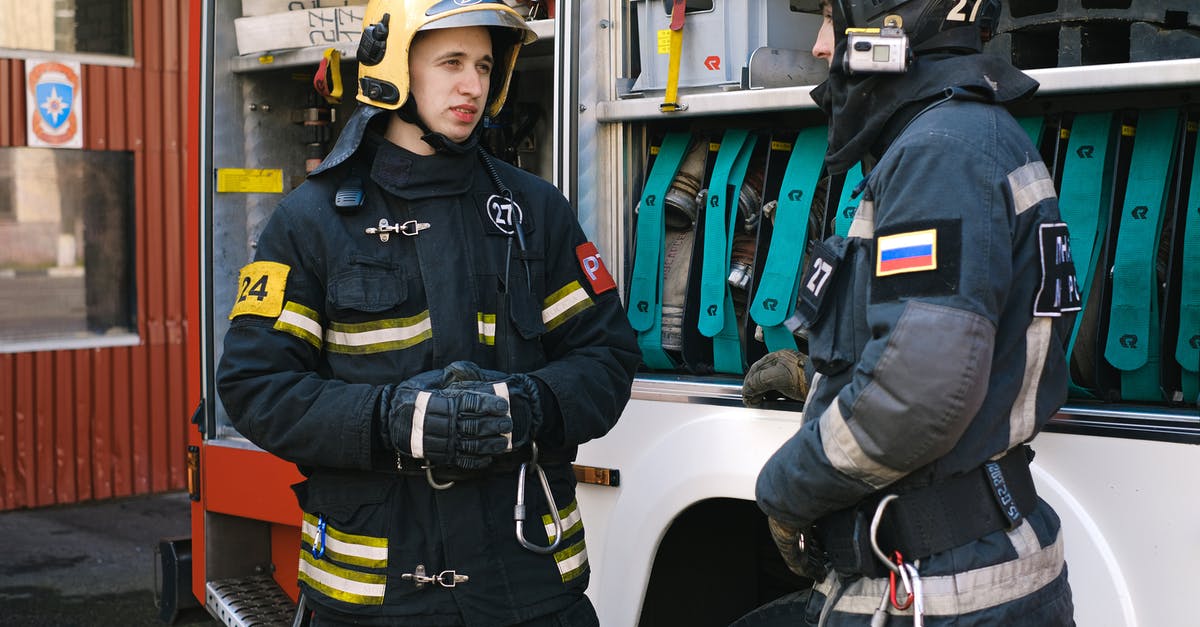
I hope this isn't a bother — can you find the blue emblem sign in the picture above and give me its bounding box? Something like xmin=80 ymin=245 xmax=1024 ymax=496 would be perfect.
xmin=26 ymin=60 xmax=82 ymax=148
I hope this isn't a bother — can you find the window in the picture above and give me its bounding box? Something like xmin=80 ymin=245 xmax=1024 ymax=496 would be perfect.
xmin=0 ymin=1 xmax=132 ymax=61
xmin=0 ymin=147 xmax=137 ymax=352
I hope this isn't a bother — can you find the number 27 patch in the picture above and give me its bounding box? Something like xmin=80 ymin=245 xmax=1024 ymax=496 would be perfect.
xmin=229 ymin=261 xmax=290 ymax=320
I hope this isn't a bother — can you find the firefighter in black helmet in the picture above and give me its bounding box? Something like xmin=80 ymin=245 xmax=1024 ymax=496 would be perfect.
xmin=217 ymin=1 xmax=639 ymax=625
xmin=737 ymin=1 xmax=1078 ymax=624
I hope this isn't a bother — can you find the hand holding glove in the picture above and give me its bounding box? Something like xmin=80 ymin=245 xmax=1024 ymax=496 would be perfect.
xmin=742 ymin=349 xmax=810 ymax=408
xmin=378 ymin=384 xmax=513 ymax=471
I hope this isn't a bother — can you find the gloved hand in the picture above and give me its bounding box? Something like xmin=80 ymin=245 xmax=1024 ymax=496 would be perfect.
xmin=742 ymin=349 xmax=810 ymax=408
xmin=768 ymin=517 xmax=823 ymax=581
xmin=446 ymin=371 xmax=544 ymax=452
xmin=378 ymin=384 xmax=513 ymax=470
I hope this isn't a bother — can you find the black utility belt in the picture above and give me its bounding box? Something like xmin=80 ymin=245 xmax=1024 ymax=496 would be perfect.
xmin=394 ymin=448 xmax=575 ymax=483
xmin=812 ymin=445 xmax=1038 ymax=578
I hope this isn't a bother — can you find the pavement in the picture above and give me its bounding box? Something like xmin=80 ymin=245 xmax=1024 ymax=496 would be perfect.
xmin=0 ymin=491 xmax=217 ymax=626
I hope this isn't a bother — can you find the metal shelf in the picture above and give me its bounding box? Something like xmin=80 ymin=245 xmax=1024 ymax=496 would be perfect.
xmin=631 ymin=374 xmax=1200 ymax=442
xmin=597 ymin=57 xmax=1200 ymax=122
xmin=229 ymin=18 xmax=556 ymax=74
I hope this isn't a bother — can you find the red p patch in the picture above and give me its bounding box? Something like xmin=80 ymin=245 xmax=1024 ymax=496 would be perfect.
xmin=576 ymin=242 xmax=616 ymax=295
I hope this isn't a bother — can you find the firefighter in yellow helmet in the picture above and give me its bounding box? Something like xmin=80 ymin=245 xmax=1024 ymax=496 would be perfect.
xmin=217 ymin=1 xmax=640 ymax=625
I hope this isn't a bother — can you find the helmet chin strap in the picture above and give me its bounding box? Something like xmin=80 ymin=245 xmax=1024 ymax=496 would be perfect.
xmin=395 ymin=98 xmax=481 ymax=155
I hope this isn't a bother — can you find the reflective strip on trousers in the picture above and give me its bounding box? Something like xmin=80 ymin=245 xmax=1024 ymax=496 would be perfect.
xmin=814 ymin=525 xmax=1065 ymax=617
xmin=542 ymin=500 xmax=587 ymax=582
xmin=301 ymin=513 xmax=388 ymax=569
xmin=298 ymin=551 xmax=387 ymax=606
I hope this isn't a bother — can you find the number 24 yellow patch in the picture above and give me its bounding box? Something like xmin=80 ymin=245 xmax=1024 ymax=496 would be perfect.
xmin=229 ymin=261 xmax=290 ymax=320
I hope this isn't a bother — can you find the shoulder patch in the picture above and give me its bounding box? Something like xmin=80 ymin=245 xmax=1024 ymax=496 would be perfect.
xmin=576 ymin=242 xmax=616 ymax=295
xmin=876 ymin=229 xmax=937 ymax=276
xmin=1034 ymin=222 xmax=1082 ymax=317
xmin=230 ymin=261 xmax=290 ymax=320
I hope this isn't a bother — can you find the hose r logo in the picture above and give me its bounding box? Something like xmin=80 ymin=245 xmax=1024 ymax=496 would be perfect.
xmin=1119 ymin=334 xmax=1138 ymax=349
xmin=704 ymin=56 xmax=721 ymax=70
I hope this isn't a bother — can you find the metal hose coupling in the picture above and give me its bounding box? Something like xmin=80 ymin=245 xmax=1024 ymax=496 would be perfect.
xmin=515 ymin=443 xmax=564 ymax=554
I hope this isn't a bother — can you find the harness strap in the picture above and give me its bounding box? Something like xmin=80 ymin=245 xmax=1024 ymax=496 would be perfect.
xmin=1058 ymin=112 xmax=1116 ymax=397
xmin=813 ymin=446 xmax=1037 ymax=578
xmin=750 ymin=126 xmax=827 ymax=352
xmin=1104 ymin=108 xmax=1179 ymax=402
xmin=698 ymin=129 xmax=756 ymax=373
xmin=1178 ymin=119 xmax=1200 ymax=403
xmin=628 ymin=132 xmax=693 ymax=370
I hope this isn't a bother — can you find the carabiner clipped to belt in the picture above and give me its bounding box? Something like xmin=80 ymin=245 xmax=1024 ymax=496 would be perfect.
xmin=514 ymin=442 xmax=564 ymax=554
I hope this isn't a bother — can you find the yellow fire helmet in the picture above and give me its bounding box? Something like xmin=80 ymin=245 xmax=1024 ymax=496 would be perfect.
xmin=356 ymin=0 xmax=538 ymax=117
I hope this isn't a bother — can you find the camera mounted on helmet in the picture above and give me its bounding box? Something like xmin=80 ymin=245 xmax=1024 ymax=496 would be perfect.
xmin=844 ymin=14 xmax=911 ymax=74
xmin=831 ymin=0 xmax=1001 ymax=75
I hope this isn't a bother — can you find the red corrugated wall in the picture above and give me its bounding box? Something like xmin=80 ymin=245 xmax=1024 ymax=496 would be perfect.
xmin=0 ymin=0 xmax=196 ymax=511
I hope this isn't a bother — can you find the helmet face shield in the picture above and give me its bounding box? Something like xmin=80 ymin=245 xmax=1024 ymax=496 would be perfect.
xmin=356 ymin=0 xmax=536 ymax=116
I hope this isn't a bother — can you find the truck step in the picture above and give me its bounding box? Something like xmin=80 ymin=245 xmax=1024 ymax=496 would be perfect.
xmin=206 ymin=575 xmax=296 ymax=627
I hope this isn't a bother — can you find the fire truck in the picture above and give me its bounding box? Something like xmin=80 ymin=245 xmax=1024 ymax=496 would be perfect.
xmin=169 ymin=1 xmax=1200 ymax=625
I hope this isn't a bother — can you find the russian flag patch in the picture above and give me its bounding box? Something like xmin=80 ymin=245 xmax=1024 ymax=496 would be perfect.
xmin=876 ymin=229 xmax=937 ymax=276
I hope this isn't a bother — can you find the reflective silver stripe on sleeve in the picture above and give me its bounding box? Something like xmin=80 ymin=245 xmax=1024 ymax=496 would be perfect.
xmin=847 ymin=199 xmax=875 ymax=239
xmin=274 ymin=302 xmax=324 ymax=348
xmin=815 ymin=526 xmax=1065 ymax=616
xmin=1009 ymin=317 xmax=1052 ymax=447
xmin=802 ymin=372 xmax=823 ymax=426
xmin=493 ymin=381 xmax=513 ymax=451
xmin=411 ymin=391 xmax=430 ymax=459
xmin=820 ymin=401 xmax=906 ymax=489
xmin=1008 ymin=161 xmax=1056 ymax=215
xmin=543 ymin=281 xmax=594 ymax=332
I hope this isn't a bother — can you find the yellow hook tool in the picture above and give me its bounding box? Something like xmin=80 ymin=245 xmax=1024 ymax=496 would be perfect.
xmin=660 ymin=0 xmax=688 ymax=113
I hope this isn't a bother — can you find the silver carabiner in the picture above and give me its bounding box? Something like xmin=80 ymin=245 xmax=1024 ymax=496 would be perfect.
xmin=514 ymin=443 xmax=564 ymax=554
xmin=869 ymin=494 xmax=902 ymax=574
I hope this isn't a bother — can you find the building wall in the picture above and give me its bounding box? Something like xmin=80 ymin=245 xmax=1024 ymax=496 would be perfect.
xmin=0 ymin=0 xmax=195 ymax=511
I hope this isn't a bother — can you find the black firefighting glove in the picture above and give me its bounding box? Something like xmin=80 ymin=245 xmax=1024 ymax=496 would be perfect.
xmin=378 ymin=383 xmax=513 ymax=471
xmin=742 ymin=349 xmax=810 ymax=408
xmin=768 ymin=517 xmax=824 ymax=581
xmin=441 ymin=364 xmax=545 ymax=453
